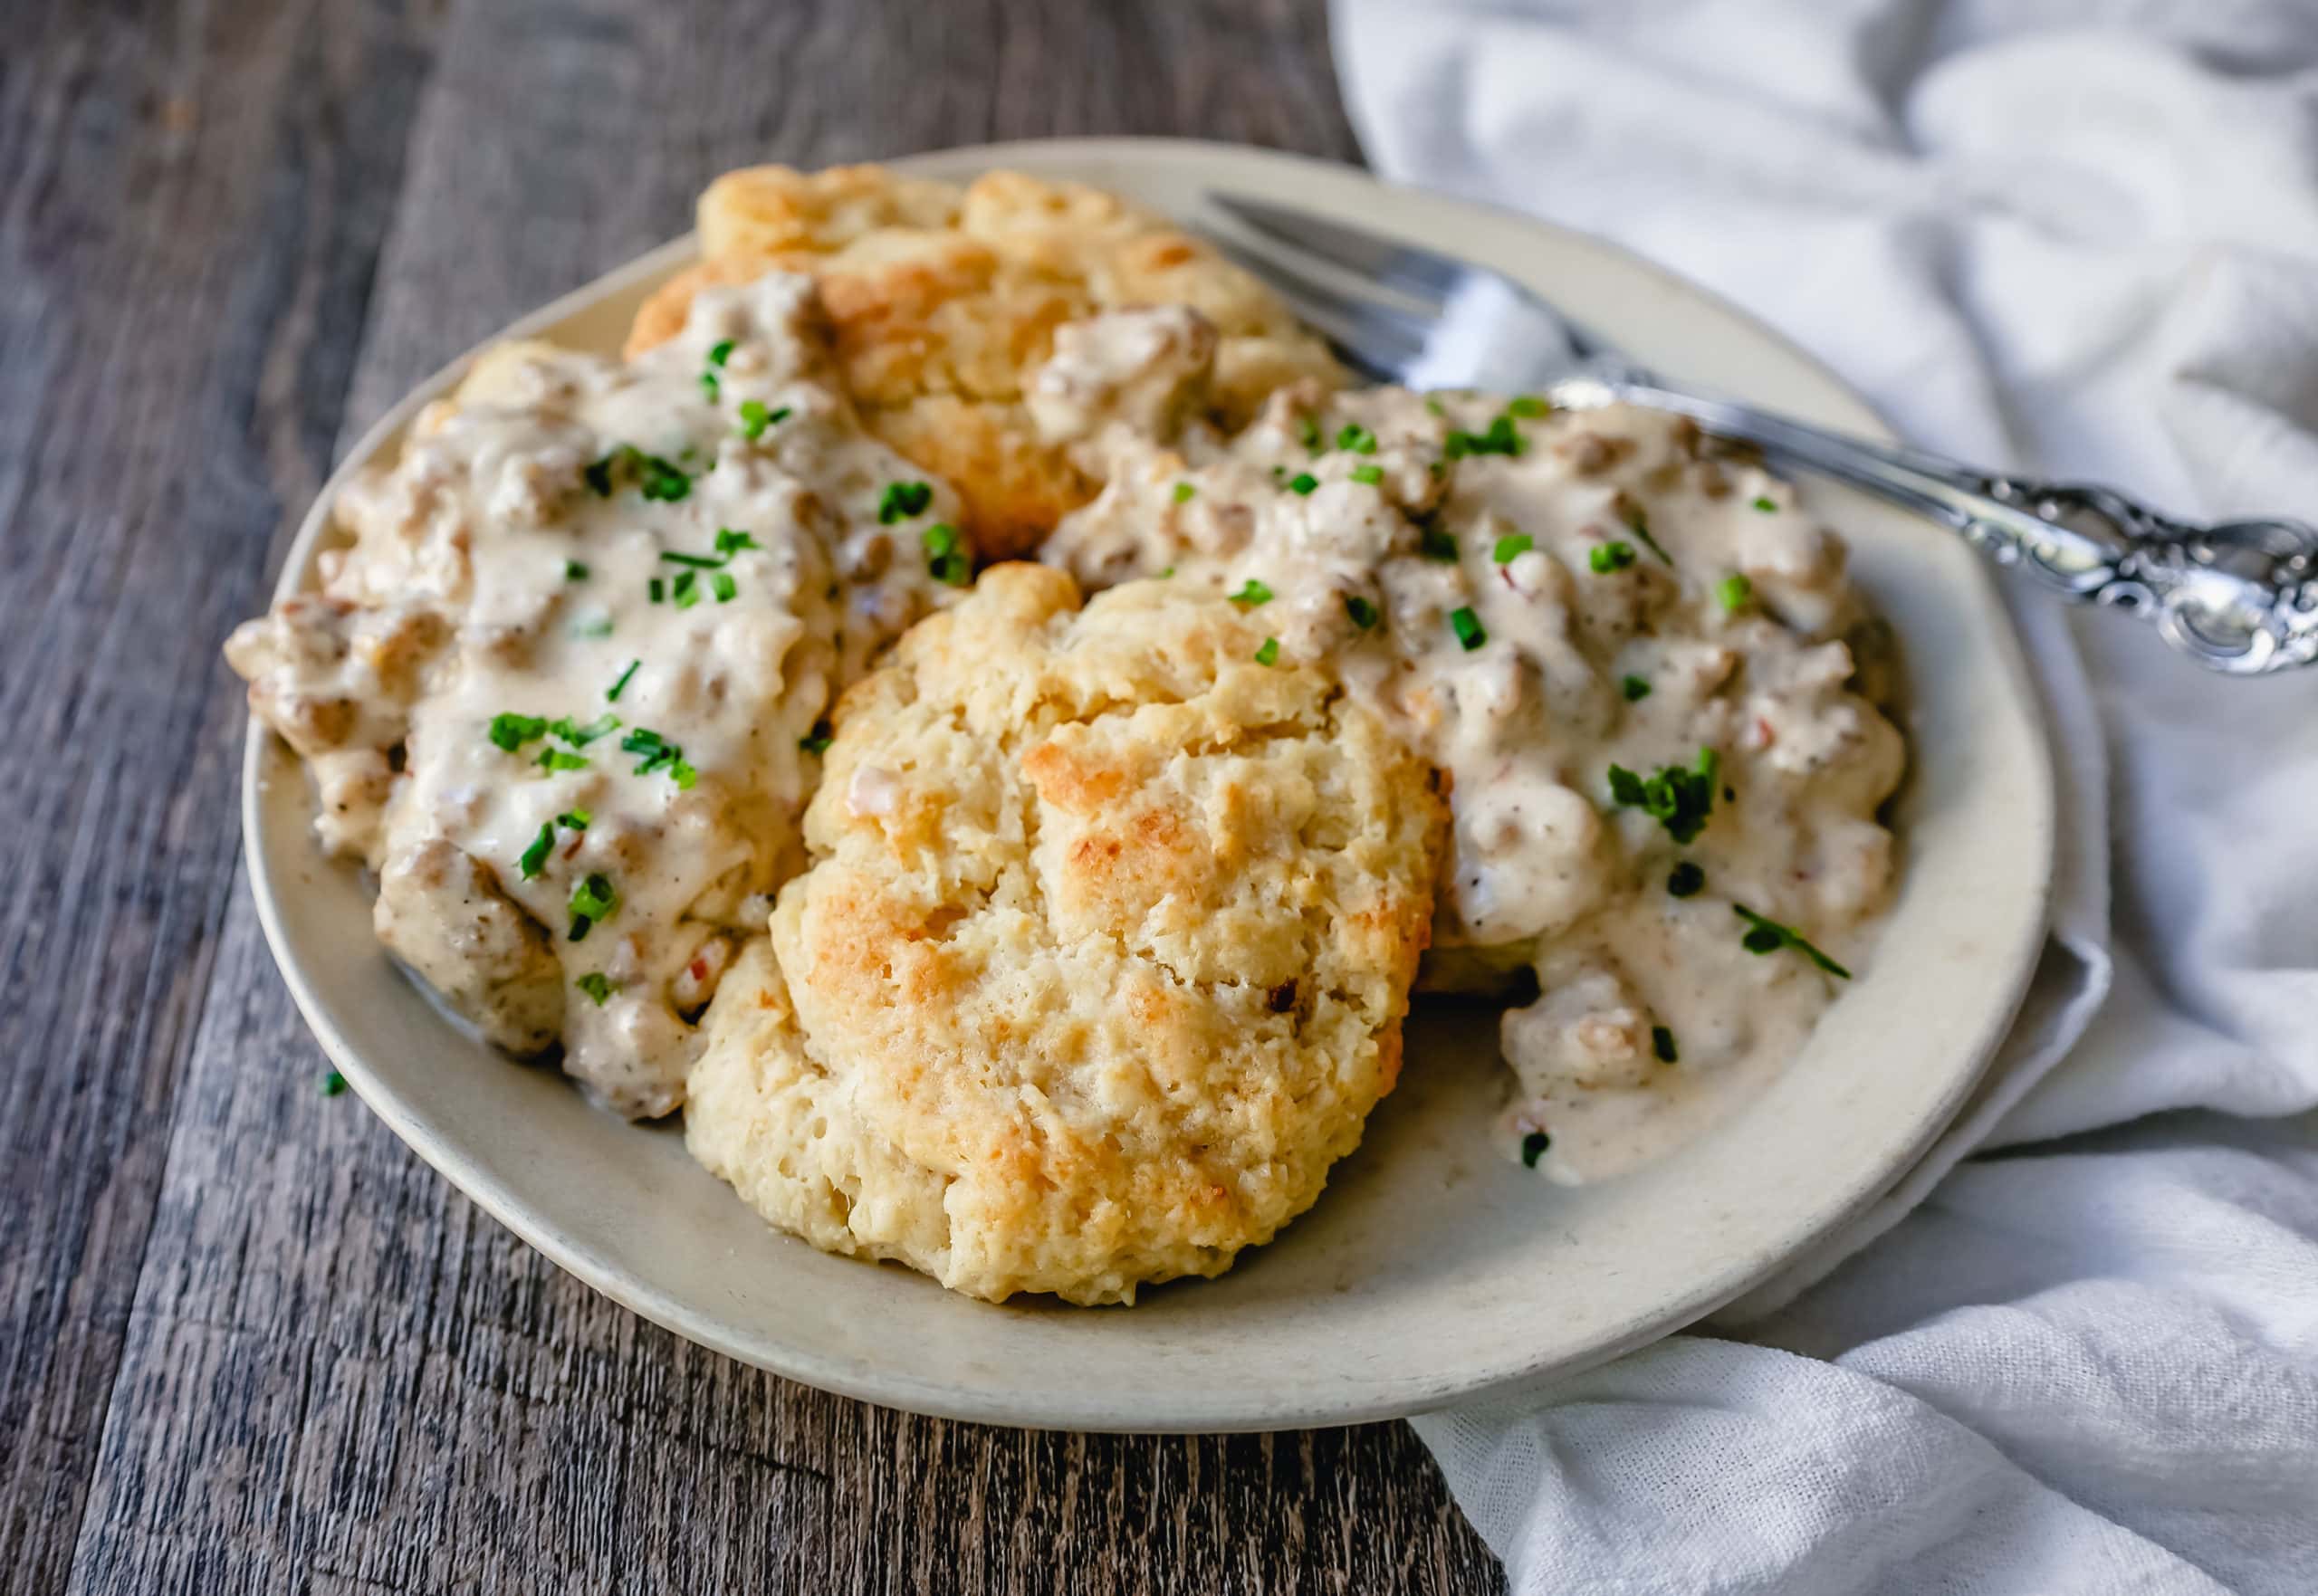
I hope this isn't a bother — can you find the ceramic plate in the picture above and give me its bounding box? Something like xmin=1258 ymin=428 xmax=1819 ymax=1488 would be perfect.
xmin=244 ymin=139 xmax=2054 ymax=1431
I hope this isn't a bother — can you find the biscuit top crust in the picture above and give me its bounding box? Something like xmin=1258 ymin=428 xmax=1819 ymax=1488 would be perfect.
xmin=754 ymin=564 xmax=1444 ymax=1301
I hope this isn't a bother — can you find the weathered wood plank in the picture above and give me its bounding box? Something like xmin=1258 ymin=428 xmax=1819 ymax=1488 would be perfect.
xmin=37 ymin=1 xmax=1503 ymax=1590
xmin=0 ymin=2 xmax=444 ymax=1590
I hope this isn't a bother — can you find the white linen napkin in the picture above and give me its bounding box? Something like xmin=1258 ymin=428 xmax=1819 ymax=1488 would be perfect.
xmin=1331 ymin=2 xmax=2318 ymax=1589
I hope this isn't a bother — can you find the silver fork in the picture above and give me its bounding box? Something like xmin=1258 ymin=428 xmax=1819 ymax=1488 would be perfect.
xmin=1208 ymin=193 xmax=2318 ymax=677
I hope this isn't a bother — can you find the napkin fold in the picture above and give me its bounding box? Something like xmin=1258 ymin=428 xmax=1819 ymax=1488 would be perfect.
xmin=1332 ymin=2 xmax=2318 ymax=1588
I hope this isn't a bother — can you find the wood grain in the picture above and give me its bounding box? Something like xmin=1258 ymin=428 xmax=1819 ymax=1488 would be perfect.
xmin=0 ymin=1 xmax=1504 ymax=1591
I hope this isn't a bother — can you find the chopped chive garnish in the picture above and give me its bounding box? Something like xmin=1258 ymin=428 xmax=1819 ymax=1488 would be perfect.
xmin=672 ymin=569 xmax=699 ymax=609
xmin=1733 ymin=903 xmax=1852 ymax=979
xmin=1652 ymin=1026 xmax=1679 ymax=1064
xmin=620 ymin=728 xmax=696 ymax=788
xmin=648 ymin=578 xmax=665 ymax=604
xmin=715 ymin=528 xmax=760 ymax=557
xmin=737 ymin=399 xmax=788 ymax=440
xmin=1228 ymin=578 xmax=1273 ymax=607
xmin=699 ymin=370 xmax=720 ymax=403
xmin=576 ymin=971 xmax=614 ymax=1005
xmin=1336 ymin=423 xmax=1378 ymax=454
xmin=567 ymin=873 xmax=618 ymax=941
xmin=712 ymin=570 xmax=736 ymax=603
xmin=564 ymin=559 xmax=589 ymax=581
xmin=571 ymin=615 xmax=613 ymax=640
xmin=1253 ymin=636 xmax=1280 ymax=666
xmin=707 ymin=339 xmax=734 ymax=368
xmin=1450 ymin=607 xmax=1487 ymax=651
xmin=1621 ymin=674 xmax=1652 ymax=702
xmin=1288 ymin=472 xmax=1318 ymax=495
xmin=549 ymin=712 xmax=620 ymax=746
xmin=321 ymin=1070 xmax=347 ymax=1097
xmin=1752 ymin=495 xmax=1777 ymax=512
xmin=1520 ymin=1130 xmax=1550 ymax=1169
xmin=1298 ymin=415 xmax=1322 ymax=452
xmin=488 ymin=712 xmax=548 ymax=752
xmin=1351 ymin=464 xmax=1384 ymax=486
xmin=1418 ymin=525 xmax=1460 ymax=562
xmin=1588 ymin=540 xmax=1637 ymax=574
xmin=1667 ymin=861 xmax=1705 ymax=898
xmin=1493 ymin=533 xmax=1534 ymax=564
xmin=556 ymin=809 xmax=590 ymax=829
xmin=1507 ymin=395 xmax=1551 ymax=418
xmin=1607 ymin=748 xmax=1720 ymax=845
xmin=877 ymin=481 xmax=933 ymax=523
xmin=583 ymin=445 xmax=692 ymax=502
xmin=1158 ymin=567 xmax=1174 ymax=578
xmin=607 ymin=660 xmax=640 ymax=702
xmin=1345 ymin=595 xmax=1380 ymax=630
xmin=1716 ymin=573 xmax=1753 ymax=611
xmin=1444 ymin=413 xmax=1522 ymax=459
xmin=537 ymin=747 xmax=589 ymax=773
xmin=923 ymin=523 xmax=969 ymax=585
xmin=519 ymin=822 xmax=555 ymax=881
xmin=1621 ymin=501 xmax=1674 ymax=563
xmin=658 ymin=550 xmax=723 ymax=569
xmin=800 ymin=720 xmax=835 ymax=756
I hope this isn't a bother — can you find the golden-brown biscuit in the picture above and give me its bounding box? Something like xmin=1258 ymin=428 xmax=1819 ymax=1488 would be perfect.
xmin=685 ymin=564 xmax=1443 ymax=1305
xmin=627 ymin=166 xmax=1343 ymax=559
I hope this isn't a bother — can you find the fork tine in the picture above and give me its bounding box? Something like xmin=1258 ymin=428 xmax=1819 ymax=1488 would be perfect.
xmin=1209 ymin=235 xmax=1430 ymax=383
xmin=1211 ymin=193 xmax=1463 ymax=309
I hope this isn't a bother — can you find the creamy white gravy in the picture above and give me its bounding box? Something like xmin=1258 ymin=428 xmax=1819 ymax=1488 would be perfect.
xmin=227 ymin=273 xmax=962 ymax=1116
xmin=1038 ymin=313 xmax=1905 ymax=1182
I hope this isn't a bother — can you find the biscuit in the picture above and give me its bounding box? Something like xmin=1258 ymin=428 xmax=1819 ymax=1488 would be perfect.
xmin=685 ymin=564 xmax=1443 ymax=1304
xmin=627 ymin=166 xmax=1343 ymax=560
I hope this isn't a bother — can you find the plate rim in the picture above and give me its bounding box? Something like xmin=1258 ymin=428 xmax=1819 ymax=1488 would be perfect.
xmin=242 ymin=136 xmax=2056 ymax=1431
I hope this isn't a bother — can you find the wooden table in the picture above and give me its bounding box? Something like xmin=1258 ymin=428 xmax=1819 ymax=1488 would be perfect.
xmin=1 ymin=1 xmax=1504 ymax=1588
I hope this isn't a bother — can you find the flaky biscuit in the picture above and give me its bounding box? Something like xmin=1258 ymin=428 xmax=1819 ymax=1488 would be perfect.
xmin=627 ymin=166 xmax=1343 ymax=559
xmin=686 ymin=565 xmax=1442 ymax=1304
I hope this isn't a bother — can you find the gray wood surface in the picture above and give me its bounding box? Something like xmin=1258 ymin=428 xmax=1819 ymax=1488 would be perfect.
xmin=0 ymin=0 xmax=1505 ymax=1590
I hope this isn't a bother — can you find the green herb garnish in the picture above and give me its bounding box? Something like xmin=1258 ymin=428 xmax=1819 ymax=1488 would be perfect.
xmin=923 ymin=522 xmax=970 ymax=586
xmin=537 ymin=748 xmax=589 ymax=773
xmin=1450 ymin=607 xmax=1487 ymax=651
xmin=1253 ymin=636 xmax=1280 ymax=666
xmin=707 ymin=339 xmax=734 ymax=368
xmin=877 ymin=481 xmax=933 ymax=523
xmin=519 ymin=821 xmax=555 ymax=881
xmin=648 ymin=578 xmax=665 ymax=604
xmin=564 ymin=559 xmax=589 ymax=581
xmin=567 ymin=873 xmax=618 ymax=941
xmin=1621 ymin=500 xmax=1674 ymax=563
xmin=672 ymin=570 xmax=699 ymax=609
xmin=800 ymin=720 xmax=835 ymax=756
xmin=488 ymin=712 xmax=548 ymax=752
xmin=738 ymin=399 xmax=789 ymax=440
xmin=1652 ymin=1026 xmax=1679 ymax=1064
xmin=1444 ymin=413 xmax=1522 ymax=459
xmin=1345 ymin=595 xmax=1380 ymax=630
xmin=1336 ymin=423 xmax=1378 ymax=454
xmin=1298 ymin=415 xmax=1322 ymax=453
xmin=620 ymin=728 xmax=697 ymax=788
xmin=321 ymin=1070 xmax=347 ymax=1097
xmin=1507 ymin=395 xmax=1551 ymax=418
xmin=581 ymin=444 xmax=691 ymax=502
xmin=1607 ymin=748 xmax=1719 ymax=845
xmin=1621 ymin=674 xmax=1652 ymax=702
xmin=699 ymin=371 xmax=720 ymax=403
xmin=1733 ymin=904 xmax=1851 ymax=978
xmin=1752 ymin=495 xmax=1777 ymax=512
xmin=607 ymin=660 xmax=640 ymax=702
xmin=576 ymin=972 xmax=614 ymax=1006
xmin=658 ymin=550 xmax=723 ymax=569
xmin=1520 ymin=1130 xmax=1550 ymax=1169
xmin=1493 ymin=533 xmax=1534 ymax=564
xmin=1351 ymin=464 xmax=1384 ymax=486
xmin=1716 ymin=573 xmax=1753 ymax=611
xmin=1173 ymin=482 xmax=1195 ymax=504
xmin=1288 ymin=472 xmax=1319 ymax=495
xmin=556 ymin=809 xmax=590 ymax=830
xmin=549 ymin=712 xmax=620 ymax=746
xmin=1588 ymin=540 xmax=1637 ymax=574
xmin=1667 ymin=861 xmax=1704 ymax=898
xmin=1229 ymin=578 xmax=1274 ymax=607
xmin=712 ymin=570 xmax=736 ymax=603
xmin=1418 ymin=525 xmax=1460 ymax=562
xmin=715 ymin=528 xmax=760 ymax=557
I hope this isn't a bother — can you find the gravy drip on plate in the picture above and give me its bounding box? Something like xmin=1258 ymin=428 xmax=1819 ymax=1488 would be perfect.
xmin=1039 ymin=312 xmax=1906 ymax=1182
xmin=226 ymin=274 xmax=962 ymax=1116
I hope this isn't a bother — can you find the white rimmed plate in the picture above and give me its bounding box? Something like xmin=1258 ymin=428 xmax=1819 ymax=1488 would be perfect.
xmin=244 ymin=138 xmax=2053 ymax=1432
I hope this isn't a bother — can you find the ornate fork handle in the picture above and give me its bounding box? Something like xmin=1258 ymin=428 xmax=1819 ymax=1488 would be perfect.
xmin=1561 ymin=374 xmax=2318 ymax=675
